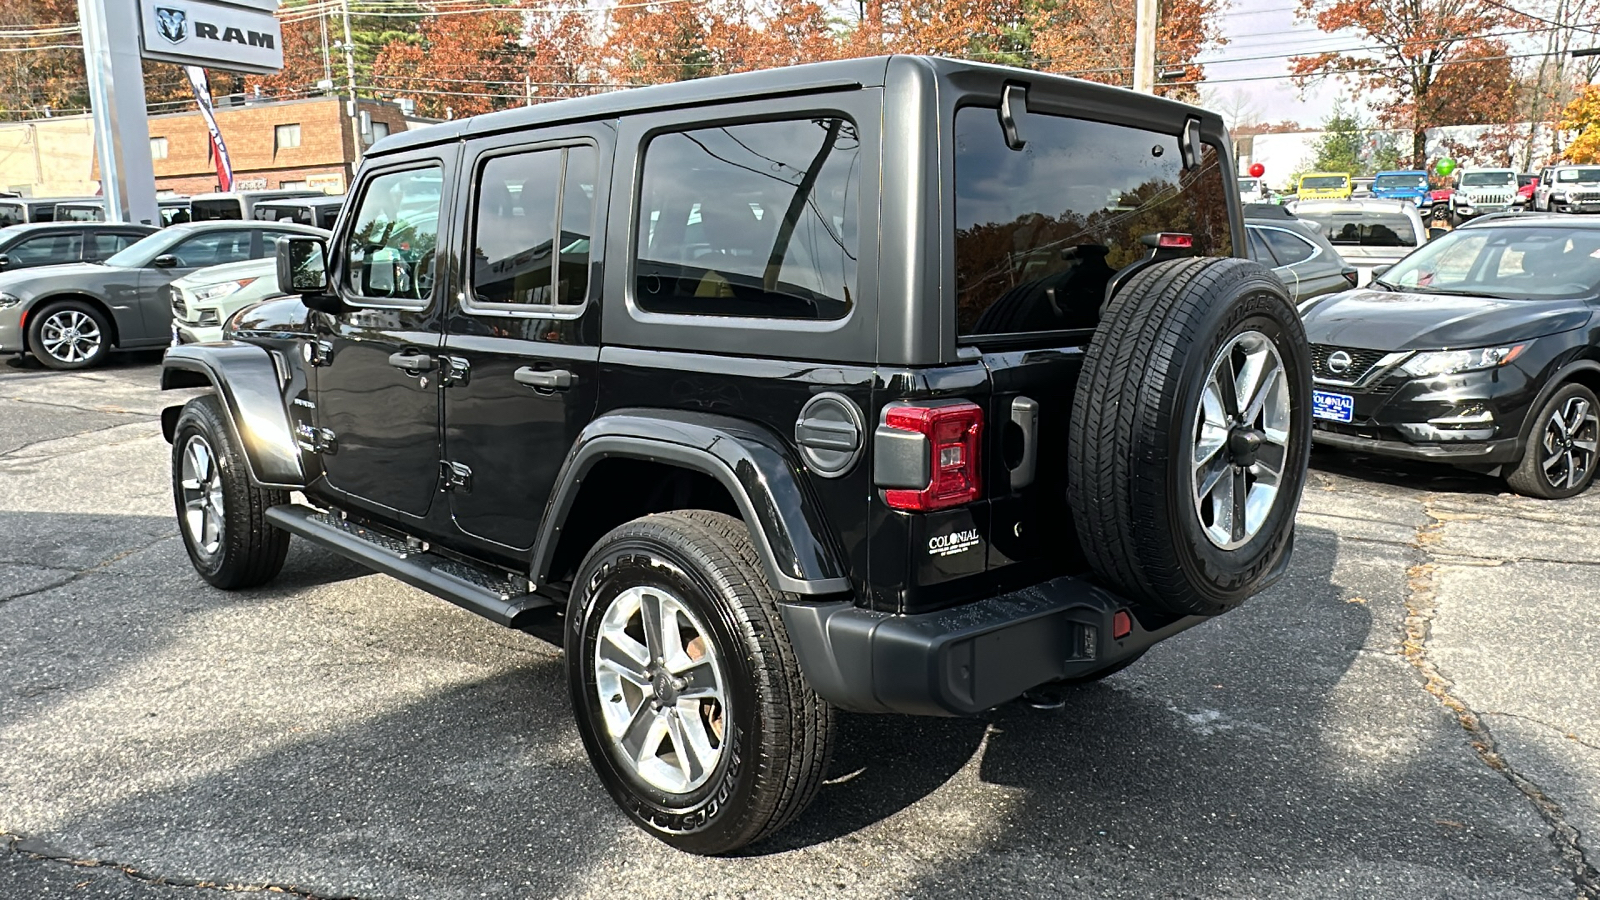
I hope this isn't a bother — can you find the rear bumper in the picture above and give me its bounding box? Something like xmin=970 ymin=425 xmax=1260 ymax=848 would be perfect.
xmin=780 ymin=576 xmax=1206 ymax=716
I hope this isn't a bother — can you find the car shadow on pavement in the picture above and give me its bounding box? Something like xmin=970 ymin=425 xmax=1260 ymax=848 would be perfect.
xmin=1311 ymin=446 xmax=1504 ymax=496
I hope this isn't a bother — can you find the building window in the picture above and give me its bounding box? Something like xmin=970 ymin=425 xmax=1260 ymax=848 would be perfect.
xmin=275 ymin=123 xmax=301 ymax=153
xmin=371 ymin=121 xmax=390 ymax=141
xmin=278 ymin=180 xmax=307 ymax=190
xmin=150 ymin=137 xmax=168 ymax=160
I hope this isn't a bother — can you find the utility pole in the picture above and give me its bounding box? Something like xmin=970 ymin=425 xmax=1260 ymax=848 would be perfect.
xmin=341 ymin=0 xmax=362 ymax=180
xmin=1133 ymin=0 xmax=1157 ymax=94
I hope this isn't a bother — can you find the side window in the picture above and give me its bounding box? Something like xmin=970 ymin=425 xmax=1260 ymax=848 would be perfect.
xmin=1260 ymin=228 xmax=1316 ymax=266
xmin=259 ymin=230 xmax=297 ymax=258
xmin=470 ymin=145 xmax=597 ymax=310
xmin=10 ymin=233 xmax=82 ymax=265
xmin=344 ymin=166 xmax=442 ymax=302
xmin=87 ymin=233 xmax=139 ymax=260
xmin=634 ymin=117 xmax=860 ymax=321
xmin=170 ymin=230 xmax=252 ymax=267
xmin=1246 ymin=227 xmax=1278 ymax=266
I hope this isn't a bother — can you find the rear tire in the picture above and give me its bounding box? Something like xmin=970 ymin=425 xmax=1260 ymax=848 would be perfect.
xmin=170 ymin=394 xmax=290 ymax=589
xmin=566 ymin=510 xmax=834 ymax=855
xmin=27 ymin=300 xmax=111 ymax=370
xmin=1506 ymin=382 xmax=1600 ymax=499
xmin=1069 ymin=257 xmax=1312 ymax=616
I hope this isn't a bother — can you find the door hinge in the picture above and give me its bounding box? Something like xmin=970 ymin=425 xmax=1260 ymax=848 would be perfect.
xmin=294 ymin=422 xmax=337 ymax=454
xmin=440 ymin=355 xmax=471 ymax=387
xmin=440 ymin=460 xmax=472 ymax=492
xmin=304 ymin=339 xmax=334 ymax=367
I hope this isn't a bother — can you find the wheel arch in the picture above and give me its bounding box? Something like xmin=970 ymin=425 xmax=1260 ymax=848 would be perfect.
xmin=532 ymin=410 xmax=852 ymax=598
xmin=160 ymin=341 xmax=305 ymax=490
xmin=23 ymin=292 xmax=121 ymax=350
xmin=1514 ymin=358 xmax=1600 ymax=452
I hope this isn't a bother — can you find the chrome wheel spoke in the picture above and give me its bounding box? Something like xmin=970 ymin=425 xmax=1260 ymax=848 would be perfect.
xmin=664 ymin=711 xmax=706 ymax=785
xmin=1254 ymin=439 xmax=1287 ymax=479
xmin=596 ymin=633 xmax=651 ymax=688
xmin=1191 ymin=331 xmax=1290 ymax=550
xmin=618 ymin=700 xmax=663 ymax=764
xmin=638 ymin=591 xmax=665 ymax=663
xmin=1196 ymin=452 xmax=1231 ymax=503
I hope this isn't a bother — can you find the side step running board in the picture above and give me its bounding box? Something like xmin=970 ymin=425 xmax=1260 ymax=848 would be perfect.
xmin=265 ymin=504 xmax=553 ymax=626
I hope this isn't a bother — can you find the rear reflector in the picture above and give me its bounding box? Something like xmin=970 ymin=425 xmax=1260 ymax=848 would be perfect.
xmin=1112 ymin=610 xmax=1133 ymax=640
xmin=1156 ymin=232 xmax=1194 ymax=249
xmin=881 ymin=401 xmax=983 ymax=511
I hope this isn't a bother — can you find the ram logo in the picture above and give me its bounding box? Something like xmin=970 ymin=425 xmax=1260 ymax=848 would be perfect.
xmin=155 ymin=7 xmax=188 ymax=44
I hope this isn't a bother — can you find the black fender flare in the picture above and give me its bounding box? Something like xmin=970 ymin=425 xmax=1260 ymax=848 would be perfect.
xmin=531 ymin=409 xmax=851 ymax=597
xmin=160 ymin=342 xmax=306 ymax=489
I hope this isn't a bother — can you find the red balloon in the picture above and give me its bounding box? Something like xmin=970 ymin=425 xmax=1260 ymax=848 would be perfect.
xmin=1248 ymin=162 xmax=1266 ymax=178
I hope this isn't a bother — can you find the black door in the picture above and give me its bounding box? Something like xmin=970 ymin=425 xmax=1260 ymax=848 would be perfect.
xmin=314 ymin=161 xmax=453 ymax=520
xmin=441 ymin=140 xmax=605 ymax=549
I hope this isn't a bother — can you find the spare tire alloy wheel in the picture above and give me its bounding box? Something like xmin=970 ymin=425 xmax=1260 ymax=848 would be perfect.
xmin=1191 ymin=331 xmax=1292 ymax=549
xmin=1507 ymin=382 xmax=1600 ymax=499
xmin=30 ymin=302 xmax=109 ymax=369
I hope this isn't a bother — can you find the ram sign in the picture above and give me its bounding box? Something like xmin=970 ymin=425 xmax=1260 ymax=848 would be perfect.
xmin=137 ymin=0 xmax=284 ymax=75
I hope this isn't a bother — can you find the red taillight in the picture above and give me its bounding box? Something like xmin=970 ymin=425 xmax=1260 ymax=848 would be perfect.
xmin=1156 ymin=232 xmax=1194 ymax=249
xmin=1112 ymin=610 xmax=1133 ymax=640
xmin=882 ymin=401 xmax=983 ymax=511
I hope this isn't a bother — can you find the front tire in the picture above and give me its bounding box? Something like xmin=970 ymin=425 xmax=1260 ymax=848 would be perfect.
xmin=1506 ymin=382 xmax=1600 ymax=499
xmin=170 ymin=394 xmax=290 ymax=588
xmin=28 ymin=300 xmax=111 ymax=369
xmin=566 ymin=510 xmax=834 ymax=855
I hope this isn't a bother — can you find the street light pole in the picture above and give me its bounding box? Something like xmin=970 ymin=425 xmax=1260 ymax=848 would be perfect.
xmin=341 ymin=0 xmax=362 ymax=183
xmin=1133 ymin=0 xmax=1158 ymax=93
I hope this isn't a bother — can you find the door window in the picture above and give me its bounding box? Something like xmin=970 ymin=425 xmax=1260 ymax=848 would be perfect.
xmin=169 ymin=230 xmax=253 ymax=267
xmin=1246 ymin=227 xmax=1278 ymax=266
xmin=8 ymin=233 xmax=82 ymax=265
xmin=344 ymin=166 xmax=442 ymax=303
xmin=87 ymin=232 xmax=140 ymax=260
xmin=1259 ymin=228 xmax=1317 ymax=265
xmin=634 ymin=117 xmax=860 ymax=321
xmin=469 ymin=145 xmax=595 ymax=311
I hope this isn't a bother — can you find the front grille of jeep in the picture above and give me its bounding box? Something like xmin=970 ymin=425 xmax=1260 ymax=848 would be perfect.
xmin=1468 ymin=191 xmax=1512 ymax=206
xmin=1570 ymin=190 xmax=1600 ymax=203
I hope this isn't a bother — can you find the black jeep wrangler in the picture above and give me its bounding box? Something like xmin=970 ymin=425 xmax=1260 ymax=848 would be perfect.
xmin=160 ymin=56 xmax=1311 ymax=855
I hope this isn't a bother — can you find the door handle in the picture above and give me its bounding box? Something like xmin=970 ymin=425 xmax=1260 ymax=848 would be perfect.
xmin=514 ymin=366 xmax=573 ymax=390
xmin=388 ymin=352 xmax=435 ymax=373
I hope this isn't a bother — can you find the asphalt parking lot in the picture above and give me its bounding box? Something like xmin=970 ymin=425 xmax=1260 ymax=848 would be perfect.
xmin=1 ymin=355 xmax=1597 ymax=900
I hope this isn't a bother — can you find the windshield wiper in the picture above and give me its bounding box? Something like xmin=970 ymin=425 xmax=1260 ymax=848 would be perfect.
xmin=1406 ymin=286 xmax=1514 ymax=300
xmin=1371 ymin=278 xmax=1397 ymax=291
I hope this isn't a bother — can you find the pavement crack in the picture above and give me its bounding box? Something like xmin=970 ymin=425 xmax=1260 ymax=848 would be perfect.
xmin=5 ymin=395 xmax=153 ymax=417
xmin=0 ymin=419 xmax=148 ymax=462
xmin=1480 ymin=711 xmax=1600 ymax=754
xmin=0 ymin=533 xmax=176 ymax=606
xmin=3 ymin=832 xmax=366 ymax=898
xmin=1406 ymin=498 xmax=1600 ymax=899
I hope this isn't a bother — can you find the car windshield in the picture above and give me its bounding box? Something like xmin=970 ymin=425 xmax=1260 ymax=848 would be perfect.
xmin=1460 ymin=172 xmax=1515 ymax=187
xmin=0 ymin=202 xmax=23 ymax=227
xmin=1238 ymin=178 xmax=1259 ymax=191
xmin=1374 ymin=174 xmax=1426 ymax=190
xmin=1381 ymin=226 xmax=1600 ymax=301
xmin=1301 ymin=176 xmax=1347 ymax=190
xmin=1556 ymin=168 xmax=1600 ymax=183
xmin=1296 ymin=209 xmax=1417 ymax=247
xmin=103 ymin=229 xmax=183 ymax=268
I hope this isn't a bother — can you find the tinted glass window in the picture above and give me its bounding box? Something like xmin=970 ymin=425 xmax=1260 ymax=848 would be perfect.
xmin=88 ymin=233 xmax=140 ymax=260
xmin=473 ymin=149 xmax=562 ymax=306
xmin=1247 ymin=227 xmax=1277 ymax=266
xmin=1260 ymin=228 xmax=1316 ymax=265
xmin=0 ymin=203 xmax=23 ymax=227
xmin=1297 ymin=211 xmax=1416 ymax=247
xmin=345 ymin=166 xmax=441 ymax=302
xmin=191 ymin=199 xmax=243 ymax=221
xmin=1385 ymin=226 xmax=1600 ymax=300
xmin=1459 ymin=172 xmax=1515 ymax=187
xmin=1301 ymin=176 xmax=1348 ymax=190
xmin=57 ymin=206 xmax=102 ymax=222
xmin=1374 ymin=174 xmax=1427 ymax=190
xmin=1557 ymin=168 xmax=1600 ymax=183
xmin=9 ymin=233 xmax=81 ymax=266
xmin=954 ymin=107 xmax=1234 ymax=337
xmin=635 ymin=117 xmax=860 ymax=320
xmin=170 ymin=230 xmax=253 ymax=267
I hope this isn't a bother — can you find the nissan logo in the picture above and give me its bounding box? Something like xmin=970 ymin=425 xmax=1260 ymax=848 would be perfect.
xmin=1327 ymin=351 xmax=1354 ymax=375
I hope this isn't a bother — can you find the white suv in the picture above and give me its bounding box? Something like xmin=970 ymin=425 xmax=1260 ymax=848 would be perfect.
xmin=1450 ymin=168 xmax=1518 ymax=223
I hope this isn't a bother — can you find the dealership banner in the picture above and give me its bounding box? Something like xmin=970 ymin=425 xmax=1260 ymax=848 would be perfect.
xmin=185 ymin=66 xmax=235 ymax=192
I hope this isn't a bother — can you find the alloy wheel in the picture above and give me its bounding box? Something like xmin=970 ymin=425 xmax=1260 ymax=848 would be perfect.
xmin=39 ymin=309 xmax=102 ymax=364
xmin=1540 ymin=395 xmax=1599 ymax=492
xmin=594 ymin=584 xmax=729 ymax=795
xmin=179 ymin=435 xmax=225 ymax=558
xmin=1191 ymin=330 xmax=1292 ymax=549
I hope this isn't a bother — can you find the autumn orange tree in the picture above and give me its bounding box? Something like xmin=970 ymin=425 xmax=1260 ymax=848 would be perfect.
xmin=370 ymin=10 xmax=530 ymax=118
xmin=1290 ymin=0 xmax=1521 ymax=165
xmin=1024 ymin=0 xmax=1225 ymax=96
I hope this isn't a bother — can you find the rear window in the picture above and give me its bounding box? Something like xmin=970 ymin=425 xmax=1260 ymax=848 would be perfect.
xmin=1460 ymin=172 xmax=1515 ymax=187
xmin=634 ymin=117 xmax=860 ymax=321
xmin=1557 ymin=168 xmax=1600 ymax=183
xmin=191 ymin=199 xmax=243 ymax=221
xmin=1297 ymin=210 xmax=1417 ymax=247
xmin=953 ymin=106 xmax=1234 ymax=338
xmin=1374 ymin=174 xmax=1426 ymax=190
xmin=1301 ymin=176 xmax=1348 ymax=190
xmin=0 ymin=203 xmax=22 ymax=227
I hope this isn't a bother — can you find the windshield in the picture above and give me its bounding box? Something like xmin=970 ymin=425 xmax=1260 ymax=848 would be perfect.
xmin=191 ymin=198 xmax=243 ymax=221
xmin=1374 ymin=174 xmax=1427 ymax=190
xmin=103 ymin=229 xmax=183 ymax=268
xmin=1296 ymin=210 xmax=1417 ymax=247
xmin=1301 ymin=176 xmax=1348 ymax=190
xmin=1381 ymin=226 xmax=1600 ymax=300
xmin=1460 ymin=172 xmax=1515 ymax=187
xmin=0 ymin=202 xmax=23 ymax=227
xmin=1238 ymin=178 xmax=1259 ymax=191
xmin=1557 ymin=168 xmax=1600 ymax=183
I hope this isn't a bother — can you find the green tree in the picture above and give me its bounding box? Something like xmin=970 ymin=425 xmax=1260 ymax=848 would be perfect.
xmin=1311 ymin=102 xmax=1363 ymax=174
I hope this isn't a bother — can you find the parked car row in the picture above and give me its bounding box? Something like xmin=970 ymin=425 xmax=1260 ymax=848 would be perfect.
xmin=0 ymin=189 xmax=344 ymax=231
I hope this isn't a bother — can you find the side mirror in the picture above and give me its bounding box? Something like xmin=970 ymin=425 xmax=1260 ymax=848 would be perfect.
xmin=0 ymin=253 xmax=10 ymax=271
xmin=1427 ymin=226 xmax=1449 ymax=242
xmin=152 ymin=254 xmax=179 ymax=268
xmin=276 ymin=235 xmax=347 ymax=314
xmin=1370 ymin=264 xmax=1392 ymax=278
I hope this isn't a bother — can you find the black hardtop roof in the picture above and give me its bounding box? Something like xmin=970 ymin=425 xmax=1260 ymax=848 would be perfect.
xmin=255 ymin=195 xmax=345 ymax=208
xmin=368 ymin=55 xmax=1223 ymax=157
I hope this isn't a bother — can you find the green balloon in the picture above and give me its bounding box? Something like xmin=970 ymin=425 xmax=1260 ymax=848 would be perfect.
xmin=1435 ymin=158 xmax=1457 ymax=177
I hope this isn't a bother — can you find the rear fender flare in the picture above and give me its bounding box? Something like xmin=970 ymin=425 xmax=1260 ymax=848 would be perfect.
xmin=532 ymin=409 xmax=851 ymax=597
xmin=160 ymin=342 xmax=305 ymax=489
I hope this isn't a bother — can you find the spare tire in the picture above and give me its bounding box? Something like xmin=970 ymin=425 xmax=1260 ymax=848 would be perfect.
xmin=1068 ymin=257 xmax=1311 ymax=616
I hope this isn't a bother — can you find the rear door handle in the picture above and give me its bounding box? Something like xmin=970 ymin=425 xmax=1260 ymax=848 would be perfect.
xmin=388 ymin=352 xmax=435 ymax=373
xmin=514 ymin=366 xmax=573 ymax=390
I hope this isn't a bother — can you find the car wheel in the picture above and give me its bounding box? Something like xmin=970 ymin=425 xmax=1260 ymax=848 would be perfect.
xmin=27 ymin=300 xmax=111 ymax=370
xmin=1069 ymin=257 xmax=1312 ymax=616
xmin=1506 ymin=382 xmax=1600 ymax=499
xmin=567 ymin=510 xmax=834 ymax=855
xmin=170 ymin=394 xmax=291 ymax=588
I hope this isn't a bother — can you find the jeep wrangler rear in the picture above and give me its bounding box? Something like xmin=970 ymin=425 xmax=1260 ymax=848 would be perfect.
xmin=160 ymin=56 xmax=1311 ymax=855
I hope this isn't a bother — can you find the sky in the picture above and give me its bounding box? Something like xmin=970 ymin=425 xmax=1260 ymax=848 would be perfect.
xmin=1197 ymin=0 xmax=1360 ymax=129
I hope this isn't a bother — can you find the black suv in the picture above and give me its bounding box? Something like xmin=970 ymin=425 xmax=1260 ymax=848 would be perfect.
xmin=159 ymin=57 xmax=1312 ymax=854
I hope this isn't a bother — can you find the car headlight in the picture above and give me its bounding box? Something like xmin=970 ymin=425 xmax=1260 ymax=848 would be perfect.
xmin=195 ymin=309 xmax=221 ymax=327
xmin=188 ymin=278 xmax=255 ymax=304
xmin=1400 ymin=345 xmax=1526 ymax=377
xmin=0 ymin=291 xmax=22 ymax=309
xmin=1553 ymin=191 xmax=1568 ymax=201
